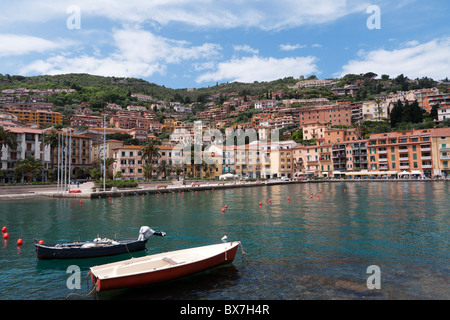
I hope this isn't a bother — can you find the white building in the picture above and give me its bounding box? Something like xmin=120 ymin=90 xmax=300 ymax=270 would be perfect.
xmin=362 ymin=101 xmax=388 ymax=121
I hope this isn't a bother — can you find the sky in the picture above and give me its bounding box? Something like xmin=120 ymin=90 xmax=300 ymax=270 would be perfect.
xmin=0 ymin=0 xmax=449 ymax=89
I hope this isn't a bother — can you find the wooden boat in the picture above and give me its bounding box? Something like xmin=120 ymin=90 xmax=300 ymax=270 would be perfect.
xmin=90 ymin=241 xmax=240 ymax=292
xmin=34 ymin=226 xmax=165 ymax=260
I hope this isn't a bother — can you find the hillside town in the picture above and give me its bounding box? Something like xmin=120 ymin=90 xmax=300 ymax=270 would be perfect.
xmin=1 ymin=75 xmax=449 ymax=184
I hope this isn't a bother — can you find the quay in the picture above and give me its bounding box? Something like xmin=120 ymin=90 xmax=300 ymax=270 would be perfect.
xmin=0 ymin=178 xmax=447 ymax=200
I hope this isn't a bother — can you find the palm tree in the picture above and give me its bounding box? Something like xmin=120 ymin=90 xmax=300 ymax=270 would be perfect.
xmin=43 ymin=129 xmax=60 ymax=169
xmin=0 ymin=127 xmax=18 ymax=151
xmin=157 ymin=160 xmax=174 ymax=179
xmin=14 ymin=156 xmax=43 ymax=183
xmin=143 ymin=163 xmax=154 ymax=180
xmin=140 ymin=142 xmax=161 ymax=167
xmin=93 ymin=157 xmax=117 ymax=179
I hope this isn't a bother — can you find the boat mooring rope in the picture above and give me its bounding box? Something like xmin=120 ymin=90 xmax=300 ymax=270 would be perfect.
xmin=65 ymin=271 xmax=96 ymax=299
xmin=237 ymin=241 xmax=249 ymax=264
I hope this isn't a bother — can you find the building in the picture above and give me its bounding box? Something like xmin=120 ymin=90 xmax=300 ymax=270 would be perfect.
xmin=437 ymin=106 xmax=450 ymax=123
xmin=367 ymin=129 xmax=434 ymax=177
xmin=422 ymin=93 xmax=450 ymax=113
xmin=299 ymin=104 xmax=352 ymax=127
xmin=49 ymin=132 xmax=93 ymax=178
xmin=331 ymin=85 xmax=359 ymax=97
xmin=362 ymin=101 xmax=389 ymax=121
xmin=5 ymin=109 xmax=62 ymax=127
xmin=70 ymin=115 xmax=107 ymax=128
xmin=430 ymin=128 xmax=450 ymax=177
xmin=0 ymin=126 xmax=51 ymax=182
xmin=112 ymin=145 xmax=144 ymax=180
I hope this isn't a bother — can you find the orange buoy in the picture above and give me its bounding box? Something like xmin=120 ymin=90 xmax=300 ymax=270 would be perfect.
xmin=2 ymin=226 xmax=7 ymax=232
xmin=3 ymin=233 xmax=9 ymax=240
xmin=259 ymin=202 xmax=262 ymax=206
xmin=222 ymin=208 xmax=225 ymax=213
xmin=225 ymin=205 xmax=228 ymax=209
xmin=287 ymin=197 xmax=290 ymax=201
xmin=17 ymin=238 xmax=23 ymax=246
xmin=310 ymin=195 xmax=313 ymax=199
xmin=334 ymin=190 xmax=336 ymax=193
xmin=182 ymin=191 xmax=184 ymax=194
xmin=268 ymin=199 xmax=271 ymax=203
xmin=108 ymin=197 xmax=111 ymax=201
xmin=38 ymin=240 xmax=44 ymax=245
xmin=79 ymin=200 xmax=82 ymax=205
xmin=157 ymin=193 xmax=159 ymax=197
xmin=317 ymin=194 xmax=319 ymax=198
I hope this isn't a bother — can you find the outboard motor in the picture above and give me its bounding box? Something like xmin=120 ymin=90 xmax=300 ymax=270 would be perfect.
xmin=138 ymin=226 xmax=155 ymax=241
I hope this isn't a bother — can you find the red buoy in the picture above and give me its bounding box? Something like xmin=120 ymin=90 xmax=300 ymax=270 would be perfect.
xmin=222 ymin=208 xmax=225 ymax=213
xmin=287 ymin=197 xmax=290 ymax=201
xmin=38 ymin=240 xmax=44 ymax=245
xmin=2 ymin=226 xmax=6 ymax=232
xmin=3 ymin=233 xmax=9 ymax=240
xmin=225 ymin=205 xmax=228 ymax=209
xmin=17 ymin=238 xmax=23 ymax=246
xmin=79 ymin=200 xmax=82 ymax=205
xmin=259 ymin=202 xmax=262 ymax=206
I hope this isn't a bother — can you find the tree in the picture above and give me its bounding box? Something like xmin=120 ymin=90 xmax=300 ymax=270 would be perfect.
xmin=0 ymin=127 xmax=18 ymax=151
xmin=140 ymin=142 xmax=161 ymax=171
xmin=14 ymin=156 xmax=43 ymax=183
xmin=143 ymin=163 xmax=154 ymax=179
xmin=43 ymin=129 xmax=60 ymax=169
xmin=390 ymin=100 xmax=403 ymax=128
xmin=430 ymin=104 xmax=439 ymax=121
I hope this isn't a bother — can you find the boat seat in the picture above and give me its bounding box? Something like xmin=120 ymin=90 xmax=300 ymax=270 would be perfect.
xmin=162 ymin=257 xmax=179 ymax=265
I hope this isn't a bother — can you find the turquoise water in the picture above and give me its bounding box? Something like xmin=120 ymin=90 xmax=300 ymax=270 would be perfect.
xmin=0 ymin=182 xmax=448 ymax=300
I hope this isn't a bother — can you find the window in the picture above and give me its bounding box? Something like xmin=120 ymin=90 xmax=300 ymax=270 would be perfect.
xmin=412 ymin=145 xmax=417 ymax=151
xmin=413 ymin=154 xmax=417 ymax=160
xmin=413 ymin=162 xmax=418 ymax=168
xmin=391 ymin=155 xmax=395 ymax=161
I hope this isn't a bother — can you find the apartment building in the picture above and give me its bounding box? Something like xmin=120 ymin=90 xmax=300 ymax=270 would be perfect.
xmin=422 ymin=94 xmax=450 ymax=113
xmin=299 ymin=104 xmax=352 ymax=126
xmin=0 ymin=127 xmax=51 ymax=173
xmin=112 ymin=145 xmax=144 ymax=180
xmin=362 ymin=101 xmax=389 ymax=121
xmin=70 ymin=115 xmax=107 ymax=128
xmin=50 ymin=132 xmax=93 ymax=178
xmin=6 ymin=109 xmax=62 ymax=127
xmin=292 ymin=144 xmax=332 ymax=178
xmin=430 ymin=128 xmax=450 ymax=177
xmin=367 ymin=129 xmax=434 ymax=177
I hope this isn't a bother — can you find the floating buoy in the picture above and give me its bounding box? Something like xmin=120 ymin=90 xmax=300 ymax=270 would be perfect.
xmin=164 ymin=193 xmax=166 ymax=196
xmin=108 ymin=197 xmax=111 ymax=201
xmin=17 ymin=238 xmax=23 ymax=246
xmin=172 ymin=192 xmax=175 ymax=195
xmin=79 ymin=200 xmax=82 ymax=205
xmin=3 ymin=233 xmax=9 ymax=240
xmin=225 ymin=205 xmax=228 ymax=209
xmin=222 ymin=208 xmax=225 ymax=213
xmin=317 ymin=194 xmax=319 ymax=198
xmin=38 ymin=240 xmax=44 ymax=245
xmin=157 ymin=193 xmax=159 ymax=197
xmin=142 ymin=194 xmax=145 ymax=198
xmin=344 ymin=189 xmax=347 ymax=192
xmin=195 ymin=191 xmax=197 ymax=194
xmin=287 ymin=197 xmax=290 ymax=201
xmin=205 ymin=190 xmax=207 ymax=193
xmin=182 ymin=191 xmax=184 ymax=194
xmin=311 ymin=192 xmax=313 ymax=195
xmin=2 ymin=226 xmax=7 ymax=232
xmin=310 ymin=195 xmax=313 ymax=199
xmin=268 ymin=199 xmax=271 ymax=203
xmin=259 ymin=202 xmax=262 ymax=206
xmin=334 ymin=190 xmax=336 ymax=193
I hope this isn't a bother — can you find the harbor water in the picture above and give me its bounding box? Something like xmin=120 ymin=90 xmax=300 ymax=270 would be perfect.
xmin=0 ymin=181 xmax=448 ymax=300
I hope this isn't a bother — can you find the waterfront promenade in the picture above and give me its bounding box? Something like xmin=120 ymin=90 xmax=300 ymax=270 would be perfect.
xmin=0 ymin=177 xmax=447 ymax=200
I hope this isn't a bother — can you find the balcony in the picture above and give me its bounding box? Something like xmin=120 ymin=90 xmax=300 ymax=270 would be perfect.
xmin=399 ymin=148 xmax=408 ymax=153
xmin=422 ymin=165 xmax=432 ymax=169
xmin=420 ymin=147 xmax=431 ymax=152
xmin=399 ymin=157 xmax=409 ymax=161
xmin=400 ymin=164 xmax=410 ymax=169
xmin=421 ymin=156 xmax=432 ymax=160
xmin=378 ymin=158 xmax=388 ymax=162
xmin=440 ymin=155 xmax=450 ymax=160
xmin=378 ymin=150 xmax=387 ymax=154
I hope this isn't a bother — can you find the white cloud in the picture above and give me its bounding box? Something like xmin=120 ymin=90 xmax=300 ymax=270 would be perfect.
xmin=20 ymin=28 xmax=222 ymax=78
xmin=196 ymin=55 xmax=318 ymax=83
xmin=0 ymin=0 xmax=370 ymax=30
xmin=0 ymin=34 xmax=71 ymax=57
xmin=338 ymin=37 xmax=450 ymax=79
xmin=233 ymin=45 xmax=259 ymax=55
xmin=279 ymin=43 xmax=307 ymax=51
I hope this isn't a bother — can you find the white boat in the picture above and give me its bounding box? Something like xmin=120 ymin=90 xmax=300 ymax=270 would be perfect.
xmin=90 ymin=241 xmax=240 ymax=292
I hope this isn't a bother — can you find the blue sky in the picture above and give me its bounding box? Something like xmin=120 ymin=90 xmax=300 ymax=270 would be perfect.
xmin=0 ymin=0 xmax=449 ymax=89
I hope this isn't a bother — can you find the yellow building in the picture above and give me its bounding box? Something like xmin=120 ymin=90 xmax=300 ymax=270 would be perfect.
xmin=8 ymin=109 xmax=62 ymax=127
xmin=431 ymin=128 xmax=450 ymax=177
